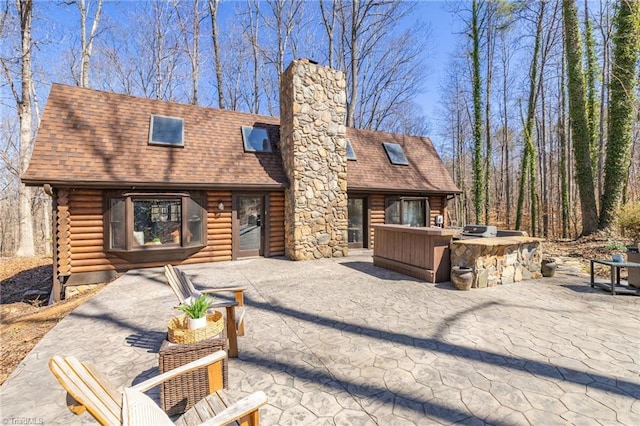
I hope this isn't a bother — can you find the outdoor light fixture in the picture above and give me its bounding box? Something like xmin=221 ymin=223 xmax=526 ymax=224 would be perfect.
xmin=218 ymin=201 xmax=225 ymax=211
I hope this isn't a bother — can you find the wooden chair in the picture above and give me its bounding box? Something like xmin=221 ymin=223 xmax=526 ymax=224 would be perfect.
xmin=49 ymin=350 xmax=267 ymax=426
xmin=164 ymin=265 xmax=247 ymax=358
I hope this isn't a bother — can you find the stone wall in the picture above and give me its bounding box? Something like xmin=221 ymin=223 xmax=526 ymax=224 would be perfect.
xmin=450 ymin=237 xmax=543 ymax=288
xmin=279 ymin=59 xmax=348 ymax=260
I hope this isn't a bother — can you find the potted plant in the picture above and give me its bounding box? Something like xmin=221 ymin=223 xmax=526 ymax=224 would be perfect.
xmin=177 ymin=295 xmax=216 ymax=329
xmin=605 ymin=241 xmax=627 ymax=263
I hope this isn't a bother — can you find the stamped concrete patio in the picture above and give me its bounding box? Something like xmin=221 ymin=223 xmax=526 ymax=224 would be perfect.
xmin=1 ymin=251 xmax=639 ymax=425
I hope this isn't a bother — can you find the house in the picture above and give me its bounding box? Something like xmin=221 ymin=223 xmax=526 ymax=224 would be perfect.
xmin=22 ymin=59 xmax=460 ymax=300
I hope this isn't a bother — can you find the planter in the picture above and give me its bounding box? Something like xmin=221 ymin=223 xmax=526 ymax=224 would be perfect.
xmin=187 ymin=316 xmax=207 ymax=330
xmin=541 ymin=258 xmax=557 ymax=278
xmin=611 ymin=253 xmax=625 ymax=263
xmin=451 ymin=266 xmax=474 ymax=291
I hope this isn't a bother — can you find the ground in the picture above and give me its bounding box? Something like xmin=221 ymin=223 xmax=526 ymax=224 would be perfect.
xmin=0 ymin=232 xmax=634 ymax=386
xmin=0 ymin=257 xmax=103 ymax=385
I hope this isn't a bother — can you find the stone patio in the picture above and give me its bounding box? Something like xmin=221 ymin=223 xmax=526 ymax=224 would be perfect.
xmin=1 ymin=251 xmax=639 ymax=425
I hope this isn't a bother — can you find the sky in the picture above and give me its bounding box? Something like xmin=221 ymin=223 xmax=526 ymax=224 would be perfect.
xmin=27 ymin=0 xmax=461 ymax=140
xmin=412 ymin=1 xmax=461 ymax=121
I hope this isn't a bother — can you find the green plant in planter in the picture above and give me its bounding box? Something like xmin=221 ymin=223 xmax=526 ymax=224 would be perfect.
xmin=605 ymin=241 xmax=628 ymax=254
xmin=177 ymin=295 xmax=216 ymax=319
xmin=605 ymin=241 xmax=627 ymax=262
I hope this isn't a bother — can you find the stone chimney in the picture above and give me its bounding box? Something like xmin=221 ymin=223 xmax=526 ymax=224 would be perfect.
xmin=279 ymin=59 xmax=348 ymax=260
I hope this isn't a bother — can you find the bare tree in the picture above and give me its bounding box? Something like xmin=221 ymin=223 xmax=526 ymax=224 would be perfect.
xmin=208 ymin=0 xmax=224 ymax=108
xmin=66 ymin=0 xmax=103 ymax=88
xmin=175 ymin=0 xmax=204 ymax=105
xmin=1 ymin=0 xmax=35 ymax=256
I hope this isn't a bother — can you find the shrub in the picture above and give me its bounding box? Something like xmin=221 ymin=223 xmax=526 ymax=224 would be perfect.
xmin=618 ymin=202 xmax=640 ymax=243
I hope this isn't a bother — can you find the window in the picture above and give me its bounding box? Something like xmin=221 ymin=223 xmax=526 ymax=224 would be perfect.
xmin=382 ymin=142 xmax=409 ymax=166
xmin=346 ymin=139 xmax=357 ymax=160
xmin=385 ymin=197 xmax=430 ymax=227
xmin=149 ymin=115 xmax=184 ymax=146
xmin=106 ymin=192 xmax=205 ymax=254
xmin=241 ymin=126 xmax=272 ymax=152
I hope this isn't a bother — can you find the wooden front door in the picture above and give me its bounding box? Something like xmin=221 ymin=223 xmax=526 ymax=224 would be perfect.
xmin=233 ymin=194 xmax=265 ymax=258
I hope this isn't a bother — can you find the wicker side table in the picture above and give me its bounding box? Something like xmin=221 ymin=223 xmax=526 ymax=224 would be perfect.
xmin=159 ymin=330 xmax=228 ymax=416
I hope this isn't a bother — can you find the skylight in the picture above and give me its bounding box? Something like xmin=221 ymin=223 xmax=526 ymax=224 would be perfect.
xmin=149 ymin=115 xmax=184 ymax=146
xmin=241 ymin=126 xmax=272 ymax=152
xmin=346 ymin=138 xmax=357 ymax=160
xmin=382 ymin=142 xmax=409 ymax=166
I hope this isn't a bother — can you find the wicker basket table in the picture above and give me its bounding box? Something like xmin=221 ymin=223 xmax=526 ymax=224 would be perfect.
xmin=159 ymin=328 xmax=228 ymax=416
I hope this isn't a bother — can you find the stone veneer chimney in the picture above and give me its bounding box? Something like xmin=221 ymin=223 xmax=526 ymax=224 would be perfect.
xmin=279 ymin=59 xmax=348 ymax=260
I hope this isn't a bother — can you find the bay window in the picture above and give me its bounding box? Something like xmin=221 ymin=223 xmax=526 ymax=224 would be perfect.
xmin=105 ymin=192 xmax=206 ymax=257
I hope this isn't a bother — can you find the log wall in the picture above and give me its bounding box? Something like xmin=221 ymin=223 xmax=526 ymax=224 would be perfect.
xmin=268 ymin=191 xmax=285 ymax=256
xmin=369 ymin=194 xmax=385 ymax=249
xmin=57 ymin=189 xmax=287 ymax=288
xmin=55 ymin=188 xmax=447 ymax=288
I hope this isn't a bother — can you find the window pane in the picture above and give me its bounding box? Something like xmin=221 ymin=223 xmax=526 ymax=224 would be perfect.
xmin=348 ymin=198 xmax=363 ymax=243
xmin=403 ymin=200 xmax=425 ymax=227
xmin=382 ymin=142 xmax=409 ymax=166
xmin=385 ymin=199 xmax=401 ymax=224
xmin=149 ymin=115 xmax=184 ymax=146
xmin=186 ymin=198 xmax=204 ymax=245
xmin=110 ymin=198 xmax=125 ymax=249
xmin=133 ymin=199 xmax=181 ymax=245
xmin=346 ymin=139 xmax=357 ymax=160
xmin=241 ymin=126 xmax=272 ymax=152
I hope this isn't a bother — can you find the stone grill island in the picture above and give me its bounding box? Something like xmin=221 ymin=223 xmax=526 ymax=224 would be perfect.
xmin=450 ymin=236 xmax=544 ymax=288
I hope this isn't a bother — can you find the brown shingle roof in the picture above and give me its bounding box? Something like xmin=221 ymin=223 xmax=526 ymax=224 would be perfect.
xmin=24 ymin=84 xmax=459 ymax=194
xmin=23 ymin=84 xmax=287 ymax=189
xmin=346 ymin=128 xmax=459 ymax=194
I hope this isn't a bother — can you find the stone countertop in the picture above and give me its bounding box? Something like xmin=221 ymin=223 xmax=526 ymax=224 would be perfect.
xmin=371 ymin=224 xmax=458 ymax=236
xmin=451 ymin=236 xmax=545 ymax=246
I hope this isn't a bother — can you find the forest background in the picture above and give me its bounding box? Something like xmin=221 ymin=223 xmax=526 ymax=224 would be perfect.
xmin=1 ymin=0 xmax=639 ymax=257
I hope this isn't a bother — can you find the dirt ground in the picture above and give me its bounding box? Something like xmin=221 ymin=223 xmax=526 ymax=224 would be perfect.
xmin=0 ymin=257 xmax=103 ymax=385
xmin=0 ymin=233 xmax=635 ymax=386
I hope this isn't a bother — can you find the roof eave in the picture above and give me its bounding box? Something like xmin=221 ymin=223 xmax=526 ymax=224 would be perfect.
xmin=21 ymin=178 xmax=289 ymax=191
xmin=347 ymin=185 xmax=462 ymax=195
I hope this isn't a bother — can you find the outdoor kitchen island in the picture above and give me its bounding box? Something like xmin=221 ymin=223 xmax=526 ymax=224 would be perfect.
xmin=450 ymin=236 xmax=544 ymax=288
xmin=372 ymin=225 xmax=457 ymax=283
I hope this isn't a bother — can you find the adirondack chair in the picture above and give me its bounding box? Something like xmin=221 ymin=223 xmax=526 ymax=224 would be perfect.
xmin=164 ymin=265 xmax=247 ymax=358
xmin=49 ymin=350 xmax=267 ymax=426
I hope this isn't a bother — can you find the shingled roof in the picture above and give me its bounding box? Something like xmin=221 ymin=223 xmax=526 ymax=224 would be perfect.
xmin=23 ymin=84 xmax=460 ymax=194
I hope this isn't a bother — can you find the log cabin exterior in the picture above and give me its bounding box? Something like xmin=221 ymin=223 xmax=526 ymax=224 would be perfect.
xmin=23 ymin=60 xmax=460 ymax=300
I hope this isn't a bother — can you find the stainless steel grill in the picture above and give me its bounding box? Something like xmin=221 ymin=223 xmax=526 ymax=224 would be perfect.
xmin=459 ymin=225 xmax=497 ymax=239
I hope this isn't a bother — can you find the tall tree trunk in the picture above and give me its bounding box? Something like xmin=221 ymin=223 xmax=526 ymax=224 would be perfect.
xmin=559 ymin=49 xmax=570 ymax=239
xmin=516 ymin=2 xmax=544 ymax=233
xmin=484 ymin=17 xmax=494 ymax=225
xmin=500 ymin=35 xmax=511 ymax=228
xmin=191 ymin=0 xmax=200 ymax=105
xmin=16 ymin=0 xmax=34 ymax=257
xmin=208 ymin=0 xmax=224 ymax=109
xmin=77 ymin=0 xmax=103 ymax=88
xmin=471 ymin=0 xmax=483 ymax=224
xmin=319 ymin=0 xmax=336 ymax=68
xmin=599 ymin=0 xmax=640 ymax=229
xmin=562 ymin=0 xmax=599 ymax=235
xmin=347 ymin=0 xmax=359 ymax=128
xmin=583 ymin=0 xmax=599 ymax=187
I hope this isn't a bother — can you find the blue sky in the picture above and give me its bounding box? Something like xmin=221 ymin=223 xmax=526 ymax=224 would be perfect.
xmin=412 ymin=1 xmax=461 ymax=119
xmin=31 ymin=0 xmax=460 ymax=135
